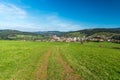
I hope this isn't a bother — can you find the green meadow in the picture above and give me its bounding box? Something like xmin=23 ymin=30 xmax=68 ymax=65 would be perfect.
xmin=0 ymin=40 xmax=120 ymax=80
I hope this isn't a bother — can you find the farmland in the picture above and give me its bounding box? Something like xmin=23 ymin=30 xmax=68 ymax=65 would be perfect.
xmin=0 ymin=40 xmax=120 ymax=80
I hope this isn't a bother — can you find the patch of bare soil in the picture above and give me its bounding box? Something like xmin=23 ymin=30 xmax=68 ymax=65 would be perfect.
xmin=57 ymin=49 xmax=84 ymax=80
xmin=36 ymin=50 xmax=51 ymax=80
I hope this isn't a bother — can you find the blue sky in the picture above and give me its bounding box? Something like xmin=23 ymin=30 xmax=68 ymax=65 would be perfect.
xmin=0 ymin=0 xmax=120 ymax=31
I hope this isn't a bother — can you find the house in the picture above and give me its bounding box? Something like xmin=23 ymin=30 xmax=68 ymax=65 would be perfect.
xmin=90 ymin=36 xmax=104 ymax=42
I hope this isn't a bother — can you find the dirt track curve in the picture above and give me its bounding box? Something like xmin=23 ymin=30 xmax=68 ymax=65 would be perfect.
xmin=57 ymin=48 xmax=84 ymax=80
xmin=36 ymin=50 xmax=51 ymax=80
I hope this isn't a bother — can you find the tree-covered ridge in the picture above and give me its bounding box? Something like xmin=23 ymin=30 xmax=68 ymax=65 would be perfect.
xmin=62 ymin=28 xmax=120 ymax=39
xmin=76 ymin=28 xmax=120 ymax=36
xmin=0 ymin=29 xmax=44 ymax=40
xmin=0 ymin=28 xmax=120 ymax=40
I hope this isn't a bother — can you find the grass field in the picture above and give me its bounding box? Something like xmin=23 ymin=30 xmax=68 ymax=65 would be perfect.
xmin=0 ymin=40 xmax=120 ymax=80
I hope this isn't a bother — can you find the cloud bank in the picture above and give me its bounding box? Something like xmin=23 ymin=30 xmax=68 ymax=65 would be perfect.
xmin=0 ymin=2 xmax=82 ymax=31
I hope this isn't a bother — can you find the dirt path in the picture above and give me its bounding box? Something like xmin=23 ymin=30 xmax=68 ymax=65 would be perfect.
xmin=57 ymin=48 xmax=84 ymax=80
xmin=36 ymin=50 xmax=51 ymax=80
xmin=12 ymin=70 xmax=23 ymax=80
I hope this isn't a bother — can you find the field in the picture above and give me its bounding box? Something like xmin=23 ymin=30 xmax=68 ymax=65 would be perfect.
xmin=0 ymin=40 xmax=120 ymax=80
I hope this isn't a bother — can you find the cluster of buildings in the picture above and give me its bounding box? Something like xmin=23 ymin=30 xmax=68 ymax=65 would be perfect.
xmin=49 ymin=35 xmax=120 ymax=43
xmin=88 ymin=36 xmax=120 ymax=43
xmin=88 ymin=36 xmax=111 ymax=42
xmin=50 ymin=35 xmax=86 ymax=43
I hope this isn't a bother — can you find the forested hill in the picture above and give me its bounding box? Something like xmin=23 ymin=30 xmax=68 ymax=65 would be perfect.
xmin=0 ymin=29 xmax=43 ymax=40
xmin=63 ymin=28 xmax=120 ymax=37
xmin=34 ymin=31 xmax=65 ymax=36
xmin=0 ymin=29 xmax=37 ymax=35
xmin=0 ymin=28 xmax=120 ymax=40
xmin=76 ymin=28 xmax=120 ymax=36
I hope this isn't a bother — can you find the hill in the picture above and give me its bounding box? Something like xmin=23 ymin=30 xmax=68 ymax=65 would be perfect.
xmin=0 ymin=28 xmax=120 ymax=40
xmin=63 ymin=28 xmax=120 ymax=38
xmin=76 ymin=28 xmax=120 ymax=36
xmin=0 ymin=29 xmax=43 ymax=40
xmin=34 ymin=31 xmax=65 ymax=36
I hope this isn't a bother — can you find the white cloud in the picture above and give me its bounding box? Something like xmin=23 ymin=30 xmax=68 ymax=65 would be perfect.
xmin=39 ymin=15 xmax=82 ymax=31
xmin=0 ymin=2 xmax=82 ymax=31
xmin=0 ymin=3 xmax=27 ymax=19
xmin=0 ymin=20 xmax=81 ymax=32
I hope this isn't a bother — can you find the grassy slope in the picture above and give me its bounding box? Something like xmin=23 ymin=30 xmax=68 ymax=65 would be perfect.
xmin=60 ymin=42 xmax=120 ymax=80
xmin=0 ymin=41 xmax=120 ymax=80
xmin=0 ymin=41 xmax=51 ymax=80
xmin=47 ymin=47 xmax=63 ymax=80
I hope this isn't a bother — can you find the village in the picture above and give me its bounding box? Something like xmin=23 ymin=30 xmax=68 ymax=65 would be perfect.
xmin=49 ymin=35 xmax=120 ymax=43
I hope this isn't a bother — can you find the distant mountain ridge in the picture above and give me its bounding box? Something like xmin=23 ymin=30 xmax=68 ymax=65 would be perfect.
xmin=34 ymin=28 xmax=120 ymax=36
xmin=0 ymin=29 xmax=37 ymax=35
xmin=0 ymin=28 xmax=120 ymax=40
xmin=34 ymin=31 xmax=65 ymax=36
xmin=76 ymin=28 xmax=120 ymax=36
xmin=0 ymin=29 xmax=43 ymax=40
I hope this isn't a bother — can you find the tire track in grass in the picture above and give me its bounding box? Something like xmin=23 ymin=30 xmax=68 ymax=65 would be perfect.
xmin=12 ymin=70 xmax=24 ymax=80
xmin=57 ymin=47 xmax=84 ymax=80
xmin=36 ymin=50 xmax=51 ymax=80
